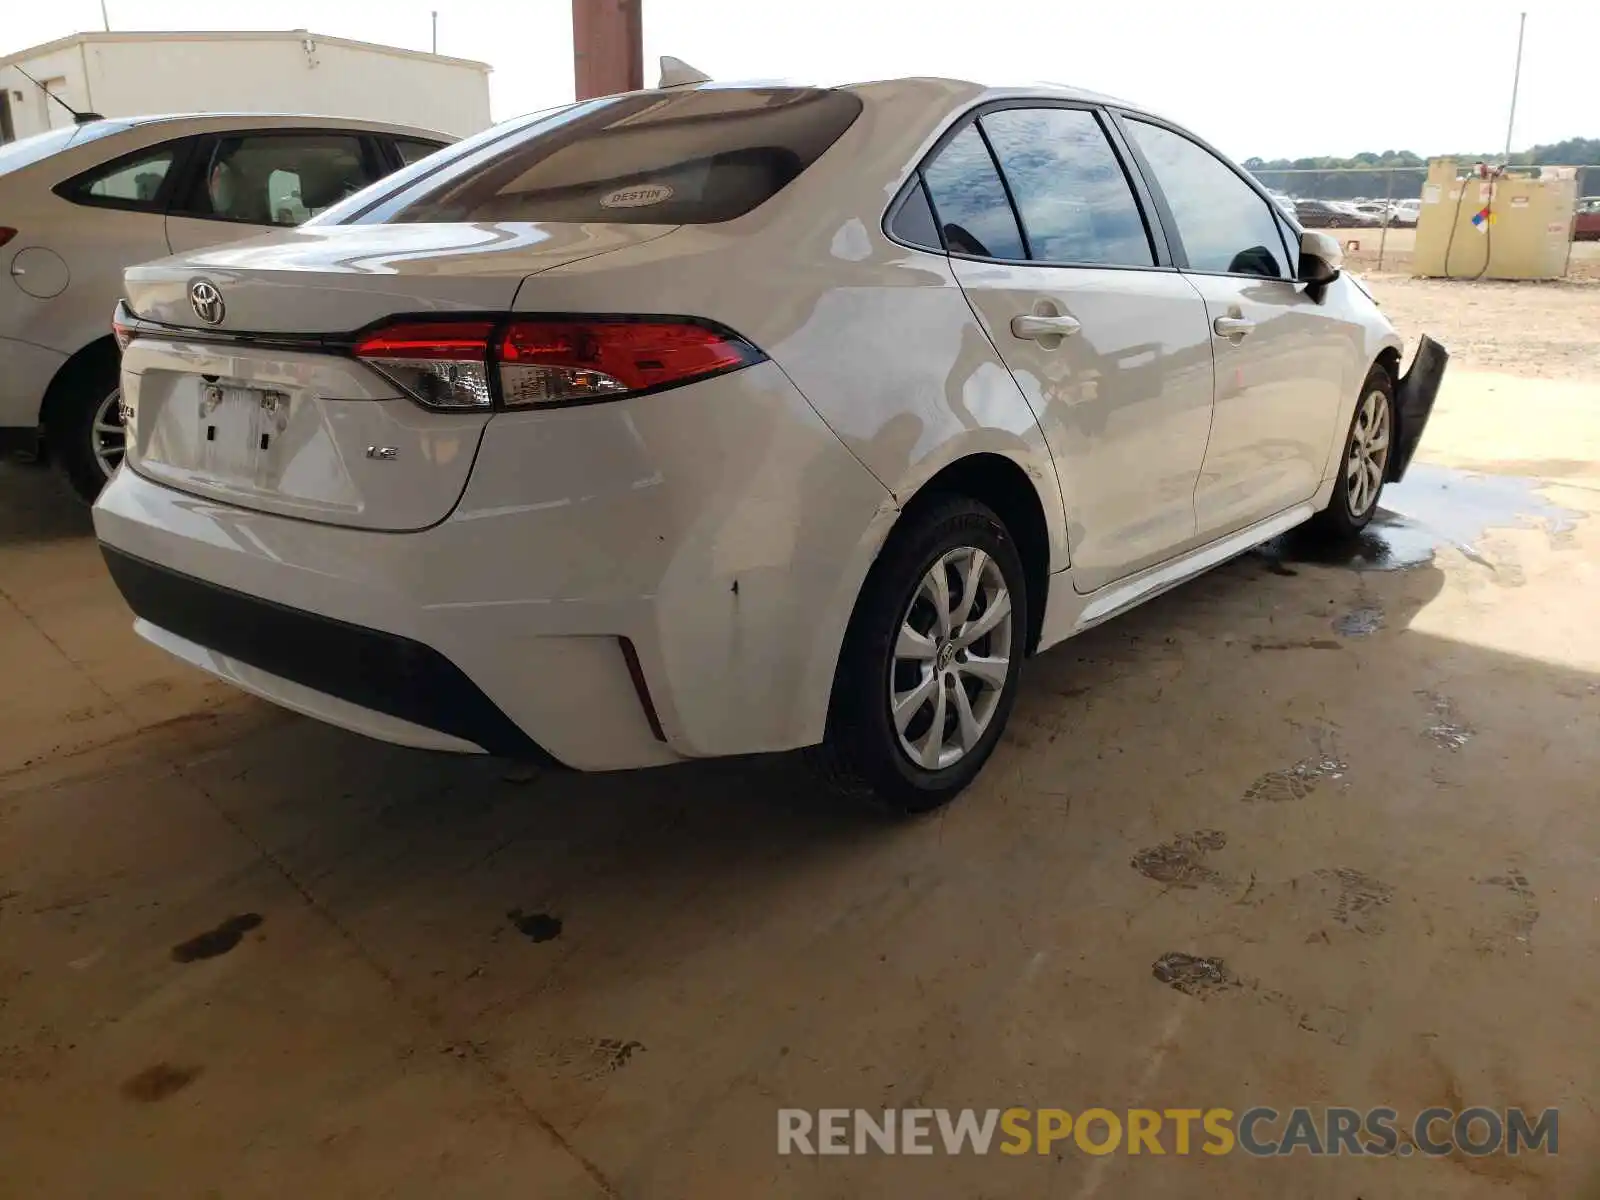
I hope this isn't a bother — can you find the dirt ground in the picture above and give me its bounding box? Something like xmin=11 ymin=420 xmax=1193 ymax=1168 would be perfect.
xmin=2 ymin=279 xmax=1598 ymax=1198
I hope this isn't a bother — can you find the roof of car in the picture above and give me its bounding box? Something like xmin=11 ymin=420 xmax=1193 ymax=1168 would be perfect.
xmin=100 ymin=112 xmax=453 ymax=139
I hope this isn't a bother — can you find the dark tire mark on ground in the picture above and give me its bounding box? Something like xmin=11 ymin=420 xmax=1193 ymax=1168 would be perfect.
xmin=170 ymin=913 xmax=263 ymax=963
xmin=536 ymin=1037 xmax=645 ymax=1082
xmin=508 ymin=909 xmax=563 ymax=943
xmin=121 ymin=1063 xmax=201 ymax=1102
xmin=1251 ymin=638 xmax=1343 ymax=651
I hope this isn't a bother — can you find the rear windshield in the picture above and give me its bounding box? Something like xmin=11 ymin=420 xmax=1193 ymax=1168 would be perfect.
xmin=348 ymin=87 xmax=862 ymax=226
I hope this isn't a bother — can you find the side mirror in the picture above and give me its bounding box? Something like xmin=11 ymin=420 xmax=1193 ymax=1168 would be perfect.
xmin=1299 ymin=229 xmax=1343 ymax=285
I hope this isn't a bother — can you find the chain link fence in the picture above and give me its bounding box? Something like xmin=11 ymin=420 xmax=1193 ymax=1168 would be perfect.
xmin=1243 ymin=165 xmax=1600 ymax=273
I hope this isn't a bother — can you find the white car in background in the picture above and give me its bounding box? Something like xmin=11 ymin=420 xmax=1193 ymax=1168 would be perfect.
xmin=0 ymin=113 xmax=449 ymax=498
xmin=94 ymin=77 xmax=1447 ymax=812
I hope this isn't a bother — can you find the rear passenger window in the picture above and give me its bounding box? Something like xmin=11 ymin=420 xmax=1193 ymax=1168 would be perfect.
xmin=1124 ymin=120 xmax=1290 ymax=279
xmin=980 ymin=108 xmax=1152 ymax=266
xmin=921 ymin=125 xmax=1025 ymax=261
xmin=377 ymin=88 xmax=862 ymax=225
xmin=58 ymin=143 xmax=181 ymax=210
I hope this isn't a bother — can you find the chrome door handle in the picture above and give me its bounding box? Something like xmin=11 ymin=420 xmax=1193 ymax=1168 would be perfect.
xmin=1213 ymin=315 xmax=1255 ymax=339
xmin=1011 ymin=313 xmax=1081 ymax=341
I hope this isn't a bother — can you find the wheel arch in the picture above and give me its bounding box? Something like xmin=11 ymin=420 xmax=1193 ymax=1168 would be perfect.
xmin=893 ymin=451 xmax=1052 ymax=656
xmin=40 ymin=333 xmax=120 ymax=439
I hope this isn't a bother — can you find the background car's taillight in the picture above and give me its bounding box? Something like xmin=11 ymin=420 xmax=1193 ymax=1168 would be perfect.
xmin=351 ymin=317 xmax=762 ymax=411
xmin=354 ymin=320 xmax=497 ymax=410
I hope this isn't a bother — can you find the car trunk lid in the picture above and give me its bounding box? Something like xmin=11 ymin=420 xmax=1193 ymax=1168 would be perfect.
xmin=117 ymin=221 xmax=675 ymax=530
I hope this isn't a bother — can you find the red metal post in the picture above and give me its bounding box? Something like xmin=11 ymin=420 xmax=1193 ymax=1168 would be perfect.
xmin=572 ymin=0 xmax=643 ymax=99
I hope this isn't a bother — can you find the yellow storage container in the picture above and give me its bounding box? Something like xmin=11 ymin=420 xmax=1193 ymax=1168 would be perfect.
xmin=1413 ymin=158 xmax=1577 ymax=280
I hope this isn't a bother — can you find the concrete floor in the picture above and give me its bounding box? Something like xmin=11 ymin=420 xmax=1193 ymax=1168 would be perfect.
xmin=1 ymin=365 xmax=1597 ymax=1197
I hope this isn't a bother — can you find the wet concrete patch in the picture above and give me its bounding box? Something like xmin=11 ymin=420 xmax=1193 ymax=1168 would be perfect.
xmin=1478 ymin=869 xmax=1539 ymax=952
xmin=1332 ymin=603 xmax=1386 ymax=637
xmin=1241 ymin=727 xmax=1348 ymax=802
xmin=1317 ymin=868 xmax=1396 ymax=933
xmin=1152 ymin=953 xmax=1238 ymax=997
xmin=1131 ymin=831 xmax=1229 ymax=888
xmin=1419 ymin=691 xmax=1474 ymax=751
xmin=507 ymin=909 xmax=563 ymax=943
xmin=170 ymin=914 xmax=263 ymax=963
xmin=121 ymin=1063 xmax=201 ymax=1102
xmin=1260 ymin=463 xmax=1584 ymax=574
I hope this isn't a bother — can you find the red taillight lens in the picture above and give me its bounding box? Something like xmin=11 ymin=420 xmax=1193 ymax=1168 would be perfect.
xmin=0 ymin=228 xmax=17 ymax=249
xmin=112 ymin=314 xmax=134 ymax=351
xmin=350 ymin=317 xmax=761 ymax=412
xmin=498 ymin=320 xmax=755 ymax=408
xmin=353 ymin=320 xmax=496 ymax=410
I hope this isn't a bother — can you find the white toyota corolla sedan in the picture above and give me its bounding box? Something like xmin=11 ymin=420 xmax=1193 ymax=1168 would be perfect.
xmin=94 ymin=76 xmax=1446 ymax=812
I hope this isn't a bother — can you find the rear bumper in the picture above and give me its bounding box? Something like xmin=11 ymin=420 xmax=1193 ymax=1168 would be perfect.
xmin=102 ymin=546 xmax=553 ymax=760
xmin=92 ymin=361 xmax=895 ymax=769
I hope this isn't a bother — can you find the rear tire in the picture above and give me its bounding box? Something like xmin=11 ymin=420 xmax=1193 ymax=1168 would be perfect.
xmin=47 ymin=344 xmax=124 ymax=503
xmin=811 ymin=495 xmax=1027 ymax=815
xmin=1308 ymin=365 xmax=1394 ymax=541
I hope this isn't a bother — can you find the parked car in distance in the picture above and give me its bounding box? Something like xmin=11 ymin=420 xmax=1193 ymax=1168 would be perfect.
xmin=1293 ymin=197 xmax=1348 ymax=227
xmin=1574 ymin=198 xmax=1600 ymax=242
xmin=0 ymin=113 xmax=451 ymax=499
xmin=95 ymin=75 xmax=1445 ymax=812
xmin=1391 ymin=198 xmax=1421 ymax=227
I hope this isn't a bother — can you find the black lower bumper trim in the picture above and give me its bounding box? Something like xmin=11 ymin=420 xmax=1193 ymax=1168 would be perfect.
xmin=1390 ymin=334 xmax=1448 ymax=482
xmin=100 ymin=545 xmax=554 ymax=763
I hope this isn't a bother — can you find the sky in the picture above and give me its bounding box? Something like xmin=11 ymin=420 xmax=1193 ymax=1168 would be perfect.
xmin=4 ymin=0 xmax=1596 ymax=160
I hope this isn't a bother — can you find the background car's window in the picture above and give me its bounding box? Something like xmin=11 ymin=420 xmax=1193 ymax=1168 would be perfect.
xmin=372 ymin=88 xmax=861 ymax=225
xmin=980 ymin=108 xmax=1152 ymax=267
xmin=1125 ymin=120 xmax=1289 ymax=278
xmin=394 ymin=137 xmax=445 ymax=166
xmin=177 ymin=133 xmax=375 ymax=225
xmin=921 ymin=124 xmax=1026 ymax=261
xmin=74 ymin=145 xmax=177 ymax=206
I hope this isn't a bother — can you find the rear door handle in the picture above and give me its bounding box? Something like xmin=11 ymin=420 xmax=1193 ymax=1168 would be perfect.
xmin=1011 ymin=313 xmax=1081 ymax=341
xmin=1213 ymin=315 xmax=1255 ymax=339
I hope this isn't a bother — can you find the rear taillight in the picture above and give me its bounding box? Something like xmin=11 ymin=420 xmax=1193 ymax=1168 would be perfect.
xmin=0 ymin=228 xmax=16 ymax=249
xmin=112 ymin=313 xmax=134 ymax=351
xmin=353 ymin=320 xmax=497 ymax=411
xmin=352 ymin=317 xmax=761 ymax=412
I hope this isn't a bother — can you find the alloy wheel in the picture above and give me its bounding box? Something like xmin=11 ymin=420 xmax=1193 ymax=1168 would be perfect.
xmin=1346 ymin=388 xmax=1390 ymax=517
xmin=91 ymin=388 xmax=126 ymax=481
xmin=889 ymin=546 xmax=1014 ymax=770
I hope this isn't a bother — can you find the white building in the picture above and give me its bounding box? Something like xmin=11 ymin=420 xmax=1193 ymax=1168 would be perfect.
xmin=0 ymin=30 xmax=492 ymax=142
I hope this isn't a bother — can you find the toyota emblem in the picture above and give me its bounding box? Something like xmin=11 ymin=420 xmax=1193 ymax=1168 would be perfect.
xmin=189 ymin=279 xmax=225 ymax=325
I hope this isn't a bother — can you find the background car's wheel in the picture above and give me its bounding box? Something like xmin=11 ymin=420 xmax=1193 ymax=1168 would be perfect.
xmin=1309 ymin=365 xmax=1395 ymax=540
xmin=812 ymin=495 xmax=1028 ymax=815
xmin=47 ymin=344 xmax=124 ymax=503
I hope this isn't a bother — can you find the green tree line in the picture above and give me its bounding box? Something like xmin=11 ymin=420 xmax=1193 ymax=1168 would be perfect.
xmin=1242 ymin=137 xmax=1599 ymax=199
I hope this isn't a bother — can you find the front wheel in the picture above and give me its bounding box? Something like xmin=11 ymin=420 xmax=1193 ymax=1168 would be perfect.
xmin=812 ymin=496 xmax=1027 ymax=815
xmin=1309 ymin=366 xmax=1394 ymax=540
